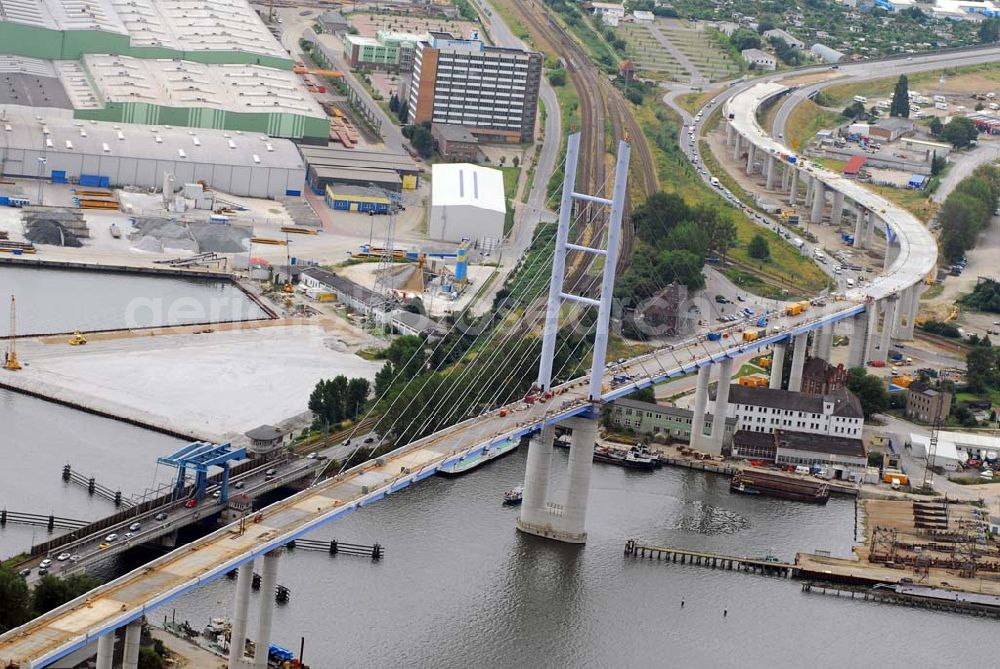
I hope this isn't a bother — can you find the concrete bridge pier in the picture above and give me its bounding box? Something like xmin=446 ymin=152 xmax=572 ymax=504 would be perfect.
xmin=519 ymin=424 xmax=555 ymax=530
xmin=788 ymin=168 xmax=799 ymax=205
xmin=558 ymin=416 xmax=598 ymax=543
xmin=733 ymin=133 xmax=741 ymax=161
xmin=877 ymin=299 xmax=896 ymax=361
xmin=726 ymin=123 xmax=735 ymax=145
xmin=781 ymin=163 xmax=789 ymax=191
xmin=811 ymin=182 xmax=825 ymax=224
xmin=746 ymin=143 xmax=756 ymax=175
xmin=866 ymin=211 xmax=876 ymax=248
xmin=95 ymin=632 xmax=115 ymax=669
xmin=864 ymin=303 xmax=879 ymax=364
xmin=769 ymin=342 xmax=786 ymax=389
xmin=787 ymin=333 xmax=808 ymax=392
xmin=766 ymin=155 xmax=776 ymax=190
xmin=816 ymin=322 xmax=834 ymax=361
xmin=707 ymin=357 xmax=735 ymax=455
xmin=689 ymin=364 xmax=712 ymax=450
xmin=831 ymin=191 xmax=845 ymax=226
xmin=253 ymin=551 xmax=281 ymax=669
xmin=853 ymin=206 xmax=865 ymax=248
xmin=123 ymin=620 xmax=142 ymax=669
xmin=804 ymin=173 xmax=814 ymax=207
xmin=847 ymin=312 xmax=867 ymax=368
xmin=897 ymin=284 xmax=922 ymax=340
xmin=228 ymin=561 xmax=254 ymax=669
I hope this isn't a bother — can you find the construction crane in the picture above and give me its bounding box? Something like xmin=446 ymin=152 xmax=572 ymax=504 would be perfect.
xmin=921 ymin=404 xmax=944 ymax=493
xmin=4 ymin=295 xmax=21 ymax=371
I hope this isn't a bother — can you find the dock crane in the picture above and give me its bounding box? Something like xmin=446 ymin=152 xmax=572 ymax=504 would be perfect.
xmin=4 ymin=295 xmax=21 ymax=371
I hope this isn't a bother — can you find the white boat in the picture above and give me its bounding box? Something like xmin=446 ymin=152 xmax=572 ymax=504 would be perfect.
xmin=438 ymin=439 xmax=519 ymax=477
xmin=503 ymin=485 xmax=523 ymax=505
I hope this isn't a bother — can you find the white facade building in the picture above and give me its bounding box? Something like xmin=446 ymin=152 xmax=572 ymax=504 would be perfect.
xmin=742 ymin=48 xmax=777 ymax=70
xmin=429 ymin=163 xmax=506 ymax=247
xmin=711 ymin=385 xmax=865 ymax=439
xmin=763 ymin=28 xmax=805 ymax=50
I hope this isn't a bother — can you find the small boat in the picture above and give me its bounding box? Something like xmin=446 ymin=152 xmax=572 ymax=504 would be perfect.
xmin=731 ymin=481 xmax=760 ymax=495
xmin=593 ymin=445 xmax=658 ymax=470
xmin=437 ymin=439 xmax=519 ymax=477
xmin=109 ymin=223 xmax=121 ymax=238
xmin=68 ymin=331 xmax=87 ymax=346
xmin=503 ymin=485 xmax=523 ymax=505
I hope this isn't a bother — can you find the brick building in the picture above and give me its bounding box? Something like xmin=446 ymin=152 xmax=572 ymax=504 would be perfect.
xmin=800 ymin=357 xmax=849 ymax=395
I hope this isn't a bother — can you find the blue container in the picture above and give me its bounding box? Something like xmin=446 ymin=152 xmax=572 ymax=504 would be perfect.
xmin=290 ymin=256 xmax=297 ymax=265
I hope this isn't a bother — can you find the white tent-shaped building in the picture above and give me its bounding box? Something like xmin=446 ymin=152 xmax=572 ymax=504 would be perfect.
xmin=429 ymin=163 xmax=506 ymax=249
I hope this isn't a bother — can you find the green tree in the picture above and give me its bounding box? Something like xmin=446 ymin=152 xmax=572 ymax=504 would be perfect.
xmin=548 ymin=69 xmax=566 ymax=87
xmin=747 ymin=234 xmax=770 ymax=260
xmin=943 ymin=116 xmax=978 ymax=149
xmin=965 ymin=346 xmax=999 ymax=392
xmin=729 ymin=27 xmax=762 ymax=51
xmin=929 ymin=117 xmax=943 ymax=136
xmin=138 ymin=647 xmax=166 ymax=669
xmin=979 ymin=17 xmax=1000 ymax=43
xmin=31 ymin=573 xmax=101 ymax=617
xmin=846 ymin=367 xmax=889 ymax=419
xmin=385 ymin=335 xmax=427 ymax=380
xmin=631 ymin=386 xmax=656 ymax=403
xmin=931 ymin=154 xmax=947 ymax=176
xmin=843 ymin=101 xmax=866 ymax=119
xmin=0 ymin=566 xmax=31 ymax=632
xmin=890 ymin=74 xmax=910 ymax=118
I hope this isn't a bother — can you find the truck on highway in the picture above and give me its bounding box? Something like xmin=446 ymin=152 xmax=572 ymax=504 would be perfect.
xmin=742 ymin=329 xmax=760 ymax=342
xmin=710 ymin=176 xmax=721 ymax=187
xmin=791 ymin=237 xmax=804 ymax=250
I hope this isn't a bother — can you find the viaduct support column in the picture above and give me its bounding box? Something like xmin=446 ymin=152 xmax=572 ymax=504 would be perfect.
xmin=866 ymin=211 xmax=876 ymax=248
xmin=123 ymin=620 xmax=142 ymax=669
xmin=811 ymin=182 xmax=825 ymax=224
xmin=253 ymin=551 xmax=281 ymax=669
xmin=228 ymin=561 xmax=254 ymax=668
xmin=559 ymin=416 xmax=598 ymax=543
xmin=727 ymin=123 xmax=735 ymax=145
xmin=690 ymin=364 xmax=712 ymax=450
xmin=832 ymin=191 xmax=845 ymax=226
xmin=96 ymin=632 xmax=115 ymax=669
xmin=769 ymin=342 xmax=786 ymax=389
xmin=708 ymin=357 xmax=735 ymax=456
xmin=878 ymin=298 xmax=898 ymax=360
xmin=788 ymin=169 xmax=799 ymax=205
xmin=766 ymin=155 xmax=776 ymax=190
xmin=746 ymin=143 xmax=756 ymax=175
xmin=864 ymin=302 xmax=879 ymax=364
xmin=847 ymin=313 xmax=867 ymax=368
xmin=853 ymin=206 xmax=864 ymax=248
xmin=804 ymin=174 xmax=814 ymax=206
xmin=518 ymin=424 xmax=554 ymax=531
xmin=732 ymin=134 xmax=741 ymax=161
xmin=816 ymin=323 xmax=834 ymax=361
xmin=787 ymin=333 xmax=809 ymax=392
xmin=781 ymin=164 xmax=789 ymax=191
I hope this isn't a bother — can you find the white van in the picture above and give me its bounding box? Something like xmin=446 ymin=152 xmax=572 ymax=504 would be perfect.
xmin=934 ymin=102 xmax=948 ymax=111
xmin=853 ymin=95 xmax=867 ymax=103
xmin=846 ymin=278 xmax=855 ymax=287
xmin=794 ymin=465 xmax=811 ymax=475
xmin=710 ymin=176 xmax=721 ymax=187
xmin=933 ymin=95 xmax=946 ymax=103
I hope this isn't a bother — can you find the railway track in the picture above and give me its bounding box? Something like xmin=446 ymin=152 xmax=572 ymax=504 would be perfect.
xmin=502 ymin=0 xmax=658 ymax=292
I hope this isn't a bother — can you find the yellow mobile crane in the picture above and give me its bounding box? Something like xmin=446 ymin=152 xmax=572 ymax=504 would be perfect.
xmin=4 ymin=295 xmax=21 ymax=371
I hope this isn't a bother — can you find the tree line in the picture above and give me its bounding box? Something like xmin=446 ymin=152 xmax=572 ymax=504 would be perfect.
xmin=0 ymin=568 xmax=101 ymax=633
xmin=615 ymin=192 xmax=736 ymax=301
xmin=938 ymin=164 xmax=1000 ymax=262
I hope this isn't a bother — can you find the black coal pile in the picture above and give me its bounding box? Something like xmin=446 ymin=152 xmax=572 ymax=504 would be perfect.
xmin=24 ymin=219 xmax=83 ymax=247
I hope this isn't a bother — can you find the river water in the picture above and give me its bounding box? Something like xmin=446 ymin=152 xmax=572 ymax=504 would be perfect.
xmin=0 ymin=389 xmax=184 ymax=556
xmin=0 ymin=265 xmax=268 ymax=336
xmin=162 ymin=447 xmax=993 ymax=668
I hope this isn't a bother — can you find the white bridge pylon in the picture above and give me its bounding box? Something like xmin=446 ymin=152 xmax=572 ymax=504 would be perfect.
xmin=519 ymin=132 xmax=631 ymax=544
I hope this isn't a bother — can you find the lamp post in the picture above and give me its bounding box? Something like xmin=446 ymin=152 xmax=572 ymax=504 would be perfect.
xmin=36 ymin=156 xmax=47 ymax=205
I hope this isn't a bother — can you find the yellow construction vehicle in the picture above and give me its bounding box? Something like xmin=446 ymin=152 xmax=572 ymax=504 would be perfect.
xmin=68 ymin=331 xmax=88 ymax=346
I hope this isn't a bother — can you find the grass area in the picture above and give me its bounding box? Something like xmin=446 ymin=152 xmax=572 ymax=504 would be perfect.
xmin=546 ymin=82 xmax=581 ymax=200
xmin=737 ymin=362 xmax=766 ymax=377
xmin=921 ymin=283 xmax=945 ymax=301
xmin=678 ymin=90 xmax=716 ymax=115
xmin=867 ymin=183 xmax=940 ymax=223
xmin=502 ymin=166 xmax=519 ymax=236
xmin=784 ymin=100 xmax=844 ymax=153
xmin=814 ymin=157 xmax=847 ymax=172
xmin=824 ymin=62 xmax=1000 ymax=108
xmin=724 ymin=269 xmax=791 ymax=300
xmin=727 ymin=222 xmax=832 ymax=297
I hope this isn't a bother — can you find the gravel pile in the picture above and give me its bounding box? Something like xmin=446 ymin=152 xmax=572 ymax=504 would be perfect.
xmin=25 ymin=219 xmax=83 ymax=247
xmin=190 ymin=222 xmax=251 ymax=253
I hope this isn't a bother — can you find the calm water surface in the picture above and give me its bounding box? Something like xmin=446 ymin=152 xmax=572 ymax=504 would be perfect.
xmin=0 ymin=265 xmax=268 ymax=336
xmin=165 ymin=448 xmax=988 ymax=669
xmin=0 ymin=389 xmax=184 ymax=555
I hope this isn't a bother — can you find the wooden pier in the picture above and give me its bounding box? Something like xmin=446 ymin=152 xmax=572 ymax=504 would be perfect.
xmin=624 ymin=539 xmax=797 ymax=578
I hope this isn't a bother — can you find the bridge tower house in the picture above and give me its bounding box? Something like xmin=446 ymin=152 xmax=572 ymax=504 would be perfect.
xmin=517 ymin=132 xmax=630 ymax=544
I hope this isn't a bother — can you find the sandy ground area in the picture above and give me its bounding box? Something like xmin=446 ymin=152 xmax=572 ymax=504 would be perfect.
xmin=151 ymin=629 xmax=226 ymax=669
xmin=13 ymin=324 xmax=382 ymax=440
